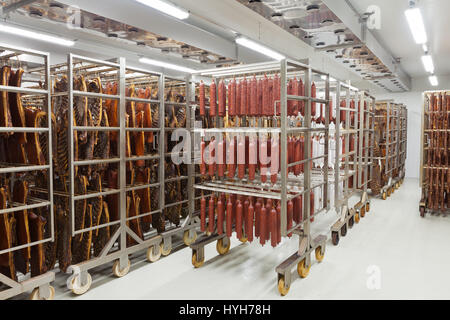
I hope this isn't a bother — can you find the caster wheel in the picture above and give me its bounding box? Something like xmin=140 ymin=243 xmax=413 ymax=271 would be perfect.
xmin=382 ymin=192 xmax=387 ymax=200
xmin=183 ymin=230 xmax=197 ymax=246
xmin=348 ymin=217 xmax=354 ymax=228
xmin=147 ymin=244 xmax=162 ymax=262
xmin=315 ymin=247 xmax=325 ymax=262
xmin=355 ymin=213 xmax=360 ymax=224
xmin=331 ymin=231 xmax=339 ymax=246
xmin=239 ymin=237 xmax=248 ymax=243
xmin=360 ymin=206 xmax=366 ymax=218
xmin=216 ymin=238 xmax=230 ymax=255
xmin=420 ymin=206 xmax=425 ymax=218
xmin=192 ymin=251 xmax=204 ymax=268
xmin=341 ymin=223 xmax=347 ymax=237
xmin=160 ymin=243 xmax=172 ymax=257
xmin=366 ymin=203 xmax=370 ymax=212
xmin=30 ymin=286 xmax=55 ymax=300
xmin=113 ymin=259 xmax=131 ymax=278
xmin=71 ymin=273 xmax=92 ymax=295
xmin=297 ymin=259 xmax=311 ymax=278
xmin=278 ymin=276 xmax=290 ymax=296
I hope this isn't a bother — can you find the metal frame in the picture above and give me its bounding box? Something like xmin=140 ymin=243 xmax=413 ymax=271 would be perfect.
xmin=51 ymin=54 xmax=198 ymax=294
xmin=0 ymin=43 xmax=54 ymax=300
xmin=187 ymin=59 xmax=329 ymax=295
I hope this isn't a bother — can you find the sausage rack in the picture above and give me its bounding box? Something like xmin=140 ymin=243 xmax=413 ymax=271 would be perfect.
xmin=419 ymin=91 xmax=449 ymax=217
xmin=50 ymin=54 xmax=198 ymax=295
xmin=186 ymin=59 xmax=329 ymax=296
xmin=0 ymin=43 xmax=55 ymax=300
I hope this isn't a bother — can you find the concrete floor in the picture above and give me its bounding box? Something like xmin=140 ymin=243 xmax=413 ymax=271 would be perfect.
xmin=30 ymin=178 xmax=450 ymax=300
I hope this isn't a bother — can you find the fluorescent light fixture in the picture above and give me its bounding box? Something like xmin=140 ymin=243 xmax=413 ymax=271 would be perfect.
xmin=136 ymin=0 xmax=189 ymax=20
xmin=421 ymin=54 xmax=434 ymax=73
xmin=0 ymin=24 xmax=74 ymax=46
xmin=235 ymin=37 xmax=285 ymax=61
xmin=429 ymin=75 xmax=438 ymax=86
xmin=139 ymin=57 xmax=196 ymax=73
xmin=405 ymin=8 xmax=427 ymax=44
xmin=422 ymin=43 xmax=428 ymax=53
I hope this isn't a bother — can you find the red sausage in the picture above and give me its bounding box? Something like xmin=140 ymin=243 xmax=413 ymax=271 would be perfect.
xmin=229 ymin=79 xmax=236 ymax=117
xmin=227 ymin=137 xmax=236 ymax=179
xmin=270 ymin=207 xmax=277 ymax=247
xmin=287 ymin=199 xmax=293 ymax=237
xmin=287 ymin=79 xmax=294 ymax=116
xmin=299 ymin=136 xmax=305 ymax=173
xmin=200 ymin=138 xmax=206 ymax=175
xmin=299 ymin=78 xmax=305 ymax=116
xmin=236 ymin=80 xmax=241 ymax=116
xmin=208 ymin=195 xmax=215 ymax=233
xmin=310 ymin=192 xmax=315 ymax=222
xmin=246 ymin=76 xmax=251 ymax=116
xmin=199 ymin=81 xmax=205 ymax=116
xmin=257 ymin=78 xmax=263 ymax=116
xmin=292 ymin=77 xmax=299 ymax=116
xmin=329 ymin=99 xmax=334 ymax=124
xmin=217 ymin=197 xmax=224 ymax=235
xmin=288 ymin=136 xmax=294 ymax=173
xmin=255 ymin=198 xmax=262 ymax=238
xmin=311 ymin=82 xmax=316 ymax=116
xmin=250 ymin=76 xmax=257 ymax=116
xmin=276 ymin=202 xmax=281 ymax=244
xmin=200 ymin=196 xmax=206 ymax=232
xmin=208 ymin=139 xmax=216 ymax=177
xmin=243 ymin=198 xmax=249 ymax=239
xmin=236 ymin=200 xmax=243 ymax=239
xmin=260 ymin=206 xmax=267 ymax=245
xmin=217 ymin=138 xmax=225 ymax=177
xmin=230 ymin=193 xmax=237 ymax=225
xmin=240 ymin=77 xmax=247 ymax=116
xmin=274 ymin=74 xmax=281 ymax=116
xmin=226 ymin=198 xmax=233 ymax=237
xmin=294 ymin=137 xmax=301 ymax=175
xmin=248 ymin=137 xmax=257 ymax=181
xmin=260 ymin=137 xmax=268 ymax=183
xmin=247 ymin=202 xmax=254 ymax=242
xmin=238 ymin=135 xmax=246 ymax=179
xmin=268 ymin=76 xmax=274 ymax=116
xmin=293 ymin=196 xmax=301 ymax=224
xmin=262 ymin=74 xmax=269 ymax=116
xmin=218 ymin=80 xmax=226 ymax=117
xmin=210 ymin=79 xmax=217 ymax=117
xmin=270 ymin=137 xmax=279 ymax=184
xmin=340 ymin=100 xmax=346 ymax=123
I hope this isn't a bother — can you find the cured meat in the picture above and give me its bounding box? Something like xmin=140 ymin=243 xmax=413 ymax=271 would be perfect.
xmin=56 ymin=204 xmax=71 ymax=273
xmin=126 ymin=194 xmax=143 ymax=246
xmin=12 ymin=180 xmax=31 ymax=275
xmin=200 ymin=195 xmax=206 ymax=232
xmin=250 ymin=76 xmax=257 ymax=116
xmin=229 ymin=79 xmax=236 ymax=117
xmin=93 ymin=109 xmax=111 ymax=170
xmin=248 ymin=136 xmax=257 ymax=181
xmin=218 ymin=80 xmax=226 ymax=117
xmin=259 ymin=206 xmax=267 ymax=245
xmin=105 ymin=82 xmax=119 ymax=143
xmin=217 ymin=196 xmax=224 ymax=235
xmin=292 ymin=77 xmax=299 ymax=116
xmin=217 ymin=138 xmax=225 ymax=177
xmin=240 ymin=77 xmax=247 ymax=116
xmin=226 ymin=197 xmax=232 ymax=237
xmin=276 ymin=202 xmax=281 ymax=244
xmin=29 ymin=212 xmax=46 ymax=277
xmin=8 ymin=68 xmax=27 ymax=143
xmin=93 ymin=201 xmax=111 ymax=257
xmin=238 ymin=135 xmax=245 ymax=179
xmin=134 ymin=111 xmax=146 ymax=167
xmin=262 ymin=75 xmax=269 ymax=116
xmin=209 ymin=79 xmax=217 ymax=117
xmin=255 ymin=198 xmax=262 ymax=237
xmin=271 ymin=137 xmax=279 ymax=184
xmin=87 ymin=77 xmax=103 ymax=126
xmin=208 ymin=138 xmax=216 ymax=177
xmin=0 ymin=188 xmax=16 ymax=280
xmin=247 ymin=201 xmax=254 ymax=242
xmin=270 ymin=207 xmax=277 ymax=247
xmin=236 ymin=200 xmax=243 ymax=239
xmin=311 ymin=82 xmax=317 ymax=116
xmin=260 ymin=137 xmax=268 ymax=183
xmin=135 ymin=168 xmax=152 ymax=232
xmin=287 ymin=199 xmax=294 ymax=237
xmin=199 ymin=81 xmax=206 ymax=116
xmin=227 ymin=136 xmax=236 ymax=178
xmin=208 ymin=195 xmax=215 ymax=233
xmin=0 ymin=66 xmax=13 ymax=130
xmin=24 ymin=107 xmax=46 ymax=165
xmin=299 ymin=79 xmax=305 ymax=116
xmin=200 ymin=138 xmax=206 ymax=175
xmin=275 ymin=74 xmax=281 ymax=116
xmin=73 ymin=76 xmax=88 ymax=143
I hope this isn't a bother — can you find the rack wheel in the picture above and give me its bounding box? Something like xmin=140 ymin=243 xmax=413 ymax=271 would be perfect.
xmin=71 ymin=273 xmax=92 ymax=295
xmin=355 ymin=213 xmax=360 ymax=224
xmin=161 ymin=243 xmax=172 ymax=256
xmin=382 ymin=192 xmax=387 ymax=200
xmin=348 ymin=216 xmax=354 ymax=228
xmin=331 ymin=231 xmax=339 ymax=246
xmin=420 ymin=206 xmax=425 ymax=218
xmin=278 ymin=276 xmax=290 ymax=296
xmin=147 ymin=244 xmax=162 ymax=263
xmin=192 ymin=251 xmax=204 ymax=268
xmin=30 ymin=286 xmax=55 ymax=300
xmin=360 ymin=206 xmax=366 ymax=218
xmin=366 ymin=202 xmax=370 ymax=212
xmin=297 ymin=259 xmax=311 ymax=278
xmin=113 ymin=259 xmax=131 ymax=278
xmin=216 ymin=238 xmax=230 ymax=255
xmin=183 ymin=230 xmax=197 ymax=246
xmin=341 ymin=224 xmax=347 ymax=237
xmin=315 ymin=247 xmax=325 ymax=262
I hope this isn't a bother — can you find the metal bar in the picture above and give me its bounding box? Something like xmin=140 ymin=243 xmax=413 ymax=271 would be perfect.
xmin=0 ymin=127 xmax=49 ymax=133
xmin=0 ymin=201 xmax=50 ymax=215
xmin=0 ymin=85 xmax=47 ymax=95
xmin=73 ymin=126 xmax=120 ymax=132
xmin=73 ymin=90 xmax=119 ymax=100
xmin=0 ymin=164 xmax=49 ymax=174
xmin=73 ymin=189 xmax=120 ymax=201
xmin=74 ymin=158 xmax=120 ymax=166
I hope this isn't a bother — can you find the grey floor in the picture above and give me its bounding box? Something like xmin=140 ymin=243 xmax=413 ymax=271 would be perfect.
xmin=20 ymin=178 xmax=450 ymax=300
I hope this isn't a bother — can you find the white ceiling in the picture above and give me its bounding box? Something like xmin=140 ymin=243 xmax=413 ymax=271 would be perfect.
xmin=348 ymin=0 xmax=450 ymax=78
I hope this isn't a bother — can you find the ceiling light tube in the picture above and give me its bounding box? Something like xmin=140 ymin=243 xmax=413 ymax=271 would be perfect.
xmin=421 ymin=54 xmax=434 ymax=73
xmin=136 ymin=0 xmax=189 ymax=20
xmin=139 ymin=57 xmax=196 ymax=73
xmin=429 ymin=75 xmax=438 ymax=86
xmin=0 ymin=24 xmax=74 ymax=46
xmin=235 ymin=37 xmax=285 ymax=61
xmin=405 ymin=8 xmax=427 ymax=44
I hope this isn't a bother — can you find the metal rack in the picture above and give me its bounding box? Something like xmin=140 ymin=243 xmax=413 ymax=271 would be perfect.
xmin=329 ymin=82 xmax=373 ymax=245
xmin=372 ymin=100 xmax=401 ymax=199
xmin=50 ymin=54 xmax=198 ymax=295
xmin=187 ymin=59 xmax=329 ymax=296
xmin=419 ymin=91 xmax=449 ymax=217
xmin=398 ymin=104 xmax=408 ymax=183
xmin=0 ymin=43 xmax=55 ymax=300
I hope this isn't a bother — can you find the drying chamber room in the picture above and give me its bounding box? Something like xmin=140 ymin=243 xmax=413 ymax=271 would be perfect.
xmin=0 ymin=0 xmax=448 ymax=301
